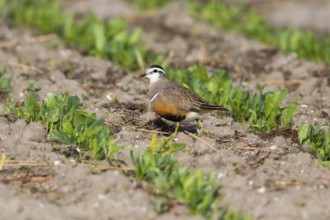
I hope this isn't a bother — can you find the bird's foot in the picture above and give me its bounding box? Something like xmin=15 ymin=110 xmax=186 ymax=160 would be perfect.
xmin=194 ymin=119 xmax=204 ymax=135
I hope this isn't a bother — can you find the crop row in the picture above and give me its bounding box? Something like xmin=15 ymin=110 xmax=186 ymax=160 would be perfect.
xmin=0 ymin=0 xmax=297 ymax=132
xmin=129 ymin=0 xmax=330 ymax=65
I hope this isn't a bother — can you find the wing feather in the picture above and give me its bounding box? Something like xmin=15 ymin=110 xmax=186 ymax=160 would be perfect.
xmin=158 ymin=83 xmax=228 ymax=113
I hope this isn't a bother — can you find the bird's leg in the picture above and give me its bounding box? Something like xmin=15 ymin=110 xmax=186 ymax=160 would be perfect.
xmin=172 ymin=122 xmax=180 ymax=137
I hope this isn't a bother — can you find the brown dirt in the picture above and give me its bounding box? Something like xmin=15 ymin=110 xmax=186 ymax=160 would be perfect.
xmin=1 ymin=1 xmax=330 ymax=220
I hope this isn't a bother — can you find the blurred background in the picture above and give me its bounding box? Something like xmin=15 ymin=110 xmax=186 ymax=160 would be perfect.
xmin=224 ymin=0 xmax=330 ymax=33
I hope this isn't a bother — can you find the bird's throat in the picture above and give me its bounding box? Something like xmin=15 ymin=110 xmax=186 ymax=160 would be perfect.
xmin=147 ymin=73 xmax=161 ymax=84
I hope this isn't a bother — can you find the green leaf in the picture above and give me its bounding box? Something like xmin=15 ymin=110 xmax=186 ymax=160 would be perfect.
xmin=67 ymin=95 xmax=80 ymax=109
xmin=298 ymin=124 xmax=313 ymax=144
xmin=129 ymin=28 xmax=142 ymax=44
xmin=23 ymin=93 xmax=42 ymax=121
xmin=264 ymin=89 xmax=287 ymax=119
xmin=62 ymin=119 xmax=74 ymax=138
xmin=50 ymin=129 xmax=72 ymax=144
xmin=72 ymin=111 xmax=88 ymax=128
xmin=92 ymin=22 xmax=106 ymax=55
xmin=280 ymin=104 xmax=297 ymax=127
xmin=149 ymin=134 xmax=158 ymax=154
xmin=154 ymin=173 xmax=168 ymax=191
xmin=167 ymin=143 xmax=186 ymax=153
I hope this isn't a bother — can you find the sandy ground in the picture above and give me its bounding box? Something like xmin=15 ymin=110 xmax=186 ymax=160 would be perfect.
xmin=0 ymin=1 xmax=330 ymax=219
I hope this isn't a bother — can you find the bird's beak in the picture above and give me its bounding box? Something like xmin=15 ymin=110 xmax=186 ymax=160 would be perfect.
xmin=139 ymin=72 xmax=146 ymax=78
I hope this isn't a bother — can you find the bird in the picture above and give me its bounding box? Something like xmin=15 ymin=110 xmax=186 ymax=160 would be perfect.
xmin=140 ymin=64 xmax=229 ymax=134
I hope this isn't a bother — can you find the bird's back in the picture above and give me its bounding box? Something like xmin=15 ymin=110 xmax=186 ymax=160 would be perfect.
xmin=148 ymin=78 xmax=228 ymax=114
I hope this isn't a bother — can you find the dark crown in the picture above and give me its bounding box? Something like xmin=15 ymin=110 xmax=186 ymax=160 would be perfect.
xmin=149 ymin=64 xmax=164 ymax=70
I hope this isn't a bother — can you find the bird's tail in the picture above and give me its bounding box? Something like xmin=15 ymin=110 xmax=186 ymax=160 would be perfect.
xmin=199 ymin=104 xmax=230 ymax=112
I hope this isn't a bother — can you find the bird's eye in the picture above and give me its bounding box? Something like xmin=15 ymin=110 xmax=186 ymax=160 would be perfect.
xmin=153 ymin=69 xmax=157 ymax=73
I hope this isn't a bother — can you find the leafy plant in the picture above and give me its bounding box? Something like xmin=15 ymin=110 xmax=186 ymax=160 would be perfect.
xmin=2 ymin=0 xmax=147 ymax=70
xmin=149 ymin=134 xmax=185 ymax=155
xmin=6 ymin=93 xmax=119 ymax=159
xmin=188 ymin=0 xmax=330 ymax=65
xmin=4 ymin=0 xmax=64 ymax=33
xmin=298 ymin=124 xmax=330 ymax=161
xmin=127 ymin=0 xmax=170 ymax=10
xmin=131 ymin=135 xmax=250 ymax=220
xmin=0 ymin=68 xmax=12 ymax=92
xmin=166 ymin=66 xmax=297 ymax=131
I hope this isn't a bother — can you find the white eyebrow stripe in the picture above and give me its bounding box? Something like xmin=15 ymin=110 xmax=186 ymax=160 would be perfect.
xmin=157 ymin=69 xmax=165 ymax=74
xmin=150 ymin=92 xmax=159 ymax=102
xmin=151 ymin=67 xmax=165 ymax=74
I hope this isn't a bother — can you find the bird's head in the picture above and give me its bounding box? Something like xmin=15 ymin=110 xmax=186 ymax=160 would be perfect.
xmin=140 ymin=65 xmax=166 ymax=84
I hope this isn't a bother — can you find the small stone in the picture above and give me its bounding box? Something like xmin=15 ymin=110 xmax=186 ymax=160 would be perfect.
xmin=269 ymin=145 xmax=277 ymax=150
xmin=257 ymin=187 xmax=266 ymax=194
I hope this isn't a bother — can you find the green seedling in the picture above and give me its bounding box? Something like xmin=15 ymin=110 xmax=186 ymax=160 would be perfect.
xmin=166 ymin=65 xmax=297 ymax=132
xmin=6 ymin=93 xmax=119 ymax=159
xmin=188 ymin=0 xmax=330 ymax=65
xmin=298 ymin=124 xmax=330 ymax=161
xmin=4 ymin=0 xmax=63 ymax=33
xmin=2 ymin=0 xmax=148 ymax=70
xmin=131 ymin=135 xmax=251 ymax=219
xmin=127 ymin=0 xmax=169 ymax=10
xmin=149 ymin=134 xmax=185 ymax=156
